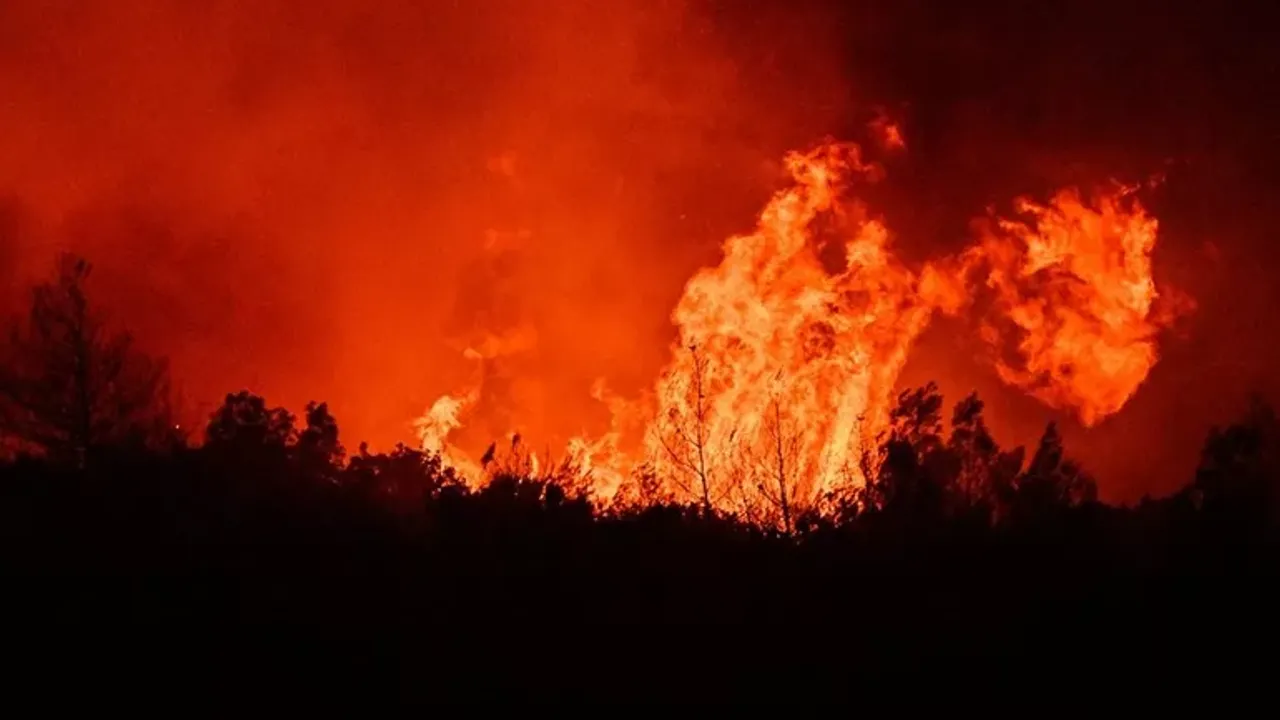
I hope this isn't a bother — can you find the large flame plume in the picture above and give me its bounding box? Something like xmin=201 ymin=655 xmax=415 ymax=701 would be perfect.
xmin=642 ymin=142 xmax=934 ymax=507
xmin=417 ymin=133 xmax=1191 ymax=514
xmin=962 ymin=184 xmax=1195 ymax=426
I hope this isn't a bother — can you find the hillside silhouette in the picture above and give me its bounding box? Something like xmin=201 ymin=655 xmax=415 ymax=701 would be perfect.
xmin=1 ymin=255 xmax=1276 ymax=704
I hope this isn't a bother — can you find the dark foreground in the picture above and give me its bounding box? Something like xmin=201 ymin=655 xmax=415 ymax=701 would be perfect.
xmin=3 ymin=451 xmax=1277 ymax=705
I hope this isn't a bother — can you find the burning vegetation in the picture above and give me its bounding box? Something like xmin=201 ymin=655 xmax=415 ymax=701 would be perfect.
xmin=418 ymin=134 xmax=1192 ymax=523
xmin=10 ymin=1 xmax=1280 ymax=700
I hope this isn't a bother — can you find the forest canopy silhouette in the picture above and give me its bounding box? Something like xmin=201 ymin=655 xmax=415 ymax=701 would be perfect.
xmin=1 ymin=253 xmax=1278 ymax=700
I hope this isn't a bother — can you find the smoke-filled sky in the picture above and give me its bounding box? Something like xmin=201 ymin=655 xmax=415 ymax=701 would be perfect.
xmin=2 ymin=0 xmax=1278 ymax=501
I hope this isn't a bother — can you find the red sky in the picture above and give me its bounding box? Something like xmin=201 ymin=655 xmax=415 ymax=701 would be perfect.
xmin=3 ymin=0 xmax=1277 ymax=501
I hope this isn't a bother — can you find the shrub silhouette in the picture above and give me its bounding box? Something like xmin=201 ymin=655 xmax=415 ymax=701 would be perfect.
xmin=1 ymin=264 xmax=1278 ymax=702
xmin=0 ymin=254 xmax=177 ymax=466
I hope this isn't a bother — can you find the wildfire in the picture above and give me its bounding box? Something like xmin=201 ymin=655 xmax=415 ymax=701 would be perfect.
xmin=963 ymin=185 xmax=1189 ymax=426
xmin=415 ymin=135 xmax=1191 ymax=516
xmin=413 ymin=389 xmax=485 ymax=480
xmin=643 ymin=143 xmax=936 ymax=509
xmin=415 ymin=391 xmax=473 ymax=457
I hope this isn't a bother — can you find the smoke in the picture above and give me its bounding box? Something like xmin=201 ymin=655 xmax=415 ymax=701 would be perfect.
xmin=0 ymin=0 xmax=840 ymax=447
xmin=2 ymin=0 xmax=1278 ymax=500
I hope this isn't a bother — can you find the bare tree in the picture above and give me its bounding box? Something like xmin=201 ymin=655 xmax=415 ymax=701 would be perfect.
xmin=655 ymin=345 xmax=716 ymax=513
xmin=0 ymin=254 xmax=176 ymax=466
xmin=754 ymin=395 xmax=802 ymax=533
xmin=609 ymin=463 xmax=674 ymax=512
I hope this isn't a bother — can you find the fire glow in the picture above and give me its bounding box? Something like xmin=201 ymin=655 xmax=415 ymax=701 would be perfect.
xmin=418 ymin=133 xmax=1191 ymax=514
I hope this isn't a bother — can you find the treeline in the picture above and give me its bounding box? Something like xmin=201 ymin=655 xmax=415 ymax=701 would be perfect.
xmin=1 ymin=255 xmax=1277 ymax=702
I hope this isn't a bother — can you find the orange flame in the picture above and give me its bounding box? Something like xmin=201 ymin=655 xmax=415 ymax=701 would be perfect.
xmin=413 ymin=389 xmax=485 ymax=479
xmin=965 ymin=184 xmax=1191 ymax=426
xmin=642 ymin=143 xmax=937 ymax=507
xmin=869 ymin=110 xmax=906 ymax=152
xmin=414 ymin=136 xmax=1192 ymax=516
xmin=415 ymin=391 xmax=474 ymax=456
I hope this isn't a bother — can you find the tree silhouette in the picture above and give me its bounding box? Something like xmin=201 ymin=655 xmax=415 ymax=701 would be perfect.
xmin=862 ymin=383 xmax=949 ymax=521
xmin=296 ymin=401 xmax=345 ymax=482
xmin=205 ymin=390 xmax=296 ymax=450
xmin=745 ymin=393 xmax=803 ymax=532
xmin=862 ymin=384 xmax=1089 ymax=532
xmin=1192 ymin=396 xmax=1280 ymax=537
xmin=345 ymin=441 xmax=462 ymax=511
xmin=946 ymin=393 xmax=1023 ymax=521
xmin=0 ymin=253 xmax=175 ymax=466
xmin=1006 ymin=422 xmax=1097 ymax=525
xmin=654 ymin=345 xmax=718 ymax=513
